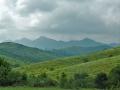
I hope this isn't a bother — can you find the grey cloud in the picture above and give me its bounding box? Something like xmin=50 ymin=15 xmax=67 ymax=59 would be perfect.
xmin=0 ymin=0 xmax=120 ymax=43
xmin=17 ymin=0 xmax=58 ymax=15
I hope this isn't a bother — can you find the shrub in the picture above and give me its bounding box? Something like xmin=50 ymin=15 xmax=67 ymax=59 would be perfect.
xmin=72 ymin=73 xmax=89 ymax=89
xmin=95 ymin=72 xmax=108 ymax=89
xmin=29 ymin=73 xmax=57 ymax=87
xmin=109 ymin=65 xmax=120 ymax=88
xmin=0 ymin=58 xmax=11 ymax=86
xmin=0 ymin=57 xmax=27 ymax=86
xmin=59 ymin=72 xmax=68 ymax=88
xmin=7 ymin=71 xmax=27 ymax=86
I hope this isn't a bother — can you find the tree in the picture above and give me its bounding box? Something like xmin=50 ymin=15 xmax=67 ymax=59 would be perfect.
xmin=109 ymin=65 xmax=120 ymax=88
xmin=29 ymin=73 xmax=56 ymax=87
xmin=59 ymin=72 xmax=68 ymax=88
xmin=7 ymin=71 xmax=27 ymax=86
xmin=95 ymin=72 xmax=108 ymax=89
xmin=73 ymin=73 xmax=89 ymax=89
xmin=0 ymin=57 xmax=11 ymax=86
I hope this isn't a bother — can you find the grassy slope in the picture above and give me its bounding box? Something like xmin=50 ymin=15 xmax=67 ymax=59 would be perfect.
xmin=0 ymin=42 xmax=59 ymax=64
xmin=17 ymin=47 xmax=120 ymax=76
xmin=49 ymin=55 xmax=120 ymax=79
xmin=0 ymin=55 xmax=25 ymax=67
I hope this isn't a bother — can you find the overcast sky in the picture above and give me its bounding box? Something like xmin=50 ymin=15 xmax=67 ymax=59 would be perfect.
xmin=0 ymin=0 xmax=120 ymax=43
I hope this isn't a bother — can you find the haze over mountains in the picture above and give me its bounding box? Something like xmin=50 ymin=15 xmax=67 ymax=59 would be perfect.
xmin=15 ymin=36 xmax=110 ymax=50
xmin=0 ymin=36 xmax=113 ymax=66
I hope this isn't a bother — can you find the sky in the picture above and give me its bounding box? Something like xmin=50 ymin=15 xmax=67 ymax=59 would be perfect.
xmin=0 ymin=0 xmax=120 ymax=43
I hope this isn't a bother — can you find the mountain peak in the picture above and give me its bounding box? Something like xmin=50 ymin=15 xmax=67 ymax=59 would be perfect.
xmin=38 ymin=36 xmax=50 ymax=40
xmin=82 ymin=38 xmax=94 ymax=42
xmin=35 ymin=36 xmax=56 ymax=42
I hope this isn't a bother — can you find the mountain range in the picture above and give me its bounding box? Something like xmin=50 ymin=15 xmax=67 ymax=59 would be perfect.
xmin=0 ymin=37 xmax=113 ymax=66
xmin=15 ymin=36 xmax=109 ymax=50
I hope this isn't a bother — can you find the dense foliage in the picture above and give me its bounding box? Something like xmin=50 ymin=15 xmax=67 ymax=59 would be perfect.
xmin=0 ymin=57 xmax=27 ymax=86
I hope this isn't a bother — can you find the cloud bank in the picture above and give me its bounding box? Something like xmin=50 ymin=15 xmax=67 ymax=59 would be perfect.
xmin=0 ymin=0 xmax=120 ymax=43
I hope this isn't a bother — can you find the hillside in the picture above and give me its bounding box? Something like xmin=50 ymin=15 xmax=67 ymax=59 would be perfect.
xmin=52 ymin=45 xmax=111 ymax=56
xmin=0 ymin=42 xmax=59 ymax=64
xmin=0 ymin=54 xmax=25 ymax=67
xmin=15 ymin=36 xmax=107 ymax=50
xmin=49 ymin=55 xmax=120 ymax=78
xmin=17 ymin=46 xmax=120 ymax=78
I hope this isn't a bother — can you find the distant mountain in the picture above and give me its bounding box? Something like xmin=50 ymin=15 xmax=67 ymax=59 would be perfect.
xmin=110 ymin=43 xmax=120 ymax=47
xmin=52 ymin=45 xmax=111 ymax=56
xmin=0 ymin=42 xmax=59 ymax=64
xmin=15 ymin=36 xmax=108 ymax=50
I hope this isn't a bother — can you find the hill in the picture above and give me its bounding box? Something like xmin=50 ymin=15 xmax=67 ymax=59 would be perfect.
xmin=49 ymin=55 xmax=120 ymax=78
xmin=15 ymin=36 xmax=107 ymax=50
xmin=17 ymin=46 xmax=120 ymax=78
xmin=0 ymin=42 xmax=59 ymax=64
xmin=52 ymin=45 xmax=111 ymax=56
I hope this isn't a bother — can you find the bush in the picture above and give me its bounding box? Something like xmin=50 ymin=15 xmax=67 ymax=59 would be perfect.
xmin=109 ymin=65 xmax=120 ymax=88
xmin=0 ymin=57 xmax=27 ymax=86
xmin=59 ymin=72 xmax=89 ymax=89
xmin=59 ymin=72 xmax=68 ymax=88
xmin=29 ymin=73 xmax=57 ymax=87
xmin=0 ymin=58 xmax=11 ymax=86
xmin=7 ymin=71 xmax=27 ymax=86
xmin=72 ymin=73 xmax=89 ymax=89
xmin=95 ymin=72 xmax=108 ymax=89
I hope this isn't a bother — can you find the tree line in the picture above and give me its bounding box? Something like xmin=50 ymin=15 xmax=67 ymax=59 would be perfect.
xmin=0 ymin=57 xmax=120 ymax=89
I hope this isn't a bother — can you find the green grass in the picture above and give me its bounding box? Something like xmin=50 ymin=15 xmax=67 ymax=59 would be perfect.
xmin=49 ymin=55 xmax=120 ymax=78
xmin=16 ymin=47 xmax=120 ymax=77
xmin=0 ymin=87 xmax=96 ymax=90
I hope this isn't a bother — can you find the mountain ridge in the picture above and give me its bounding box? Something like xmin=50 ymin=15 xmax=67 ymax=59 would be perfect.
xmin=0 ymin=42 xmax=59 ymax=64
xmin=15 ymin=36 xmax=109 ymax=50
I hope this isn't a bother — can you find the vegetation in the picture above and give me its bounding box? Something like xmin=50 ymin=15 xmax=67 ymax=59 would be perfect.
xmin=0 ymin=43 xmax=120 ymax=90
xmin=0 ymin=87 xmax=73 ymax=90
xmin=94 ymin=73 xmax=108 ymax=89
xmin=0 ymin=57 xmax=27 ymax=86
xmin=12 ymin=46 xmax=120 ymax=89
xmin=0 ymin=42 xmax=60 ymax=65
xmin=17 ymin=47 xmax=120 ymax=77
xmin=109 ymin=65 xmax=120 ymax=88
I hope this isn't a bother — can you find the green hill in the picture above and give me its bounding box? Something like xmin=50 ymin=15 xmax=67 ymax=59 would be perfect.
xmin=49 ymin=55 xmax=120 ymax=79
xmin=0 ymin=42 xmax=59 ymax=64
xmin=0 ymin=54 xmax=25 ymax=67
xmin=17 ymin=46 xmax=120 ymax=78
